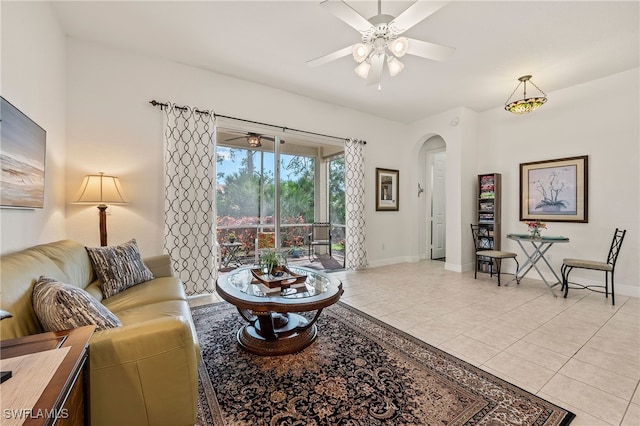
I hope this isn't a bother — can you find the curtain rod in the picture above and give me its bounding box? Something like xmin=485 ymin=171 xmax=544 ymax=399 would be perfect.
xmin=149 ymin=100 xmax=366 ymax=144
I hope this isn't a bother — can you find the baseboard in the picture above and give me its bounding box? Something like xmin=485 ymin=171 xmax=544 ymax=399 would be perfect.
xmin=367 ymin=256 xmax=414 ymax=268
xmin=498 ymin=265 xmax=639 ymax=298
xmin=445 ymin=262 xmax=463 ymax=273
xmin=559 ymin=277 xmax=639 ymax=298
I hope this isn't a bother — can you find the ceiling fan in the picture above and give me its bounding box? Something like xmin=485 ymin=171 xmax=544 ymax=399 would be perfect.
xmin=307 ymin=0 xmax=455 ymax=87
xmin=224 ymin=132 xmax=285 ymax=148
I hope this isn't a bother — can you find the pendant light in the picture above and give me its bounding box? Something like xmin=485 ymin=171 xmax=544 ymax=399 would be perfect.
xmin=504 ymin=75 xmax=548 ymax=114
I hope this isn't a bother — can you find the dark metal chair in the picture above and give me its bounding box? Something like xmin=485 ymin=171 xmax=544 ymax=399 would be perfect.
xmin=561 ymin=228 xmax=626 ymax=305
xmin=471 ymin=224 xmax=519 ymax=286
xmin=308 ymin=223 xmax=332 ymax=261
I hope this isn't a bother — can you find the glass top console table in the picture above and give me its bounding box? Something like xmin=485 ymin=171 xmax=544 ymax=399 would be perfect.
xmin=216 ymin=266 xmax=343 ymax=355
xmin=507 ymin=234 xmax=570 ymax=297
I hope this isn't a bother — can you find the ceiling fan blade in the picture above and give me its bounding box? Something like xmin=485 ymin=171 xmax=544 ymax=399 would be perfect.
xmin=390 ymin=1 xmax=448 ymax=33
xmin=306 ymin=45 xmax=352 ymax=67
xmin=224 ymin=136 xmax=246 ymax=142
xmin=406 ymin=37 xmax=455 ymax=62
xmin=366 ymin=54 xmax=384 ymax=86
xmin=261 ymin=136 xmax=286 ymax=144
xmin=321 ymin=0 xmax=374 ymax=33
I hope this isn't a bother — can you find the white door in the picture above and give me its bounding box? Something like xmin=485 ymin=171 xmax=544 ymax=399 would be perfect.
xmin=431 ymin=151 xmax=446 ymax=259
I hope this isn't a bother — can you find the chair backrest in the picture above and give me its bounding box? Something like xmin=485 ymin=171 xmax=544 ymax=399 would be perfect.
xmin=607 ymin=228 xmax=626 ymax=269
xmin=470 ymin=224 xmax=493 ymax=251
xmin=470 ymin=224 xmax=480 ymax=251
xmin=311 ymin=223 xmax=331 ymax=242
xmin=256 ymin=232 xmax=276 ymax=249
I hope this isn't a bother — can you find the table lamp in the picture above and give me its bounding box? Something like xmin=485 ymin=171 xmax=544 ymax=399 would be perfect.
xmin=1 ymin=309 xmax=13 ymax=383
xmin=72 ymin=172 xmax=128 ymax=246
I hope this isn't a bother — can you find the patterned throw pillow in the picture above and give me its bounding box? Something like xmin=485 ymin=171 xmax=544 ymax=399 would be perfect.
xmin=33 ymin=276 xmax=122 ymax=332
xmin=86 ymin=239 xmax=154 ymax=299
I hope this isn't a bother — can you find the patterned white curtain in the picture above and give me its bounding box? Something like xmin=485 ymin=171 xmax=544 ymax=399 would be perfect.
xmin=163 ymin=103 xmax=217 ymax=295
xmin=344 ymin=138 xmax=368 ymax=269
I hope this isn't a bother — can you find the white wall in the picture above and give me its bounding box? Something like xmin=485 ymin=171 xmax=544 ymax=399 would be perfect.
xmin=405 ymin=70 xmax=639 ymax=297
xmin=406 ymin=107 xmax=479 ymax=272
xmin=476 ymin=69 xmax=639 ymax=297
xmin=64 ymin=39 xmax=409 ymax=261
xmin=3 ymin=5 xmax=638 ymax=297
xmin=0 ymin=2 xmax=67 ymax=254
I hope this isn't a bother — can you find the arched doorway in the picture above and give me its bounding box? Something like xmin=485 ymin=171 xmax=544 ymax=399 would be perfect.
xmin=419 ymin=136 xmax=446 ymax=260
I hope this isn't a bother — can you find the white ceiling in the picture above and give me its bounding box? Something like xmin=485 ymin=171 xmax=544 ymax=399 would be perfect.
xmin=51 ymin=1 xmax=639 ymax=123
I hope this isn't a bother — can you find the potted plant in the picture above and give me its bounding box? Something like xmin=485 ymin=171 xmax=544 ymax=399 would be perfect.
xmin=258 ymin=249 xmax=288 ymax=276
xmin=286 ymin=235 xmax=304 ymax=258
xmin=227 ymin=232 xmax=236 ymax=243
xmin=289 ymin=246 xmax=301 ymax=258
xmin=524 ymin=220 xmax=547 ymax=239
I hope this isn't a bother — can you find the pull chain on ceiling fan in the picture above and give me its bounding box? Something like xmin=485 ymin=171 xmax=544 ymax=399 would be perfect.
xmin=307 ymin=0 xmax=455 ymax=88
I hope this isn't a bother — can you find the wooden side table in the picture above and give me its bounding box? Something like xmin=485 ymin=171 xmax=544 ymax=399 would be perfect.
xmin=1 ymin=325 xmax=95 ymax=426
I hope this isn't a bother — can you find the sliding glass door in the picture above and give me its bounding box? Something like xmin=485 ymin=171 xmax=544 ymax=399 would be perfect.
xmin=280 ymin=153 xmax=314 ymax=255
xmin=215 ymin=128 xmax=343 ymax=269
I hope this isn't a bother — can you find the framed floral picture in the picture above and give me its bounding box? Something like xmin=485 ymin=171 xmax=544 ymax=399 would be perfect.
xmin=376 ymin=168 xmax=399 ymax=211
xmin=519 ymin=155 xmax=588 ymax=222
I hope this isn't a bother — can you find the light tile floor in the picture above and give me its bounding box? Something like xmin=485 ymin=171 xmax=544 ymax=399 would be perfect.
xmin=190 ymin=260 xmax=640 ymax=425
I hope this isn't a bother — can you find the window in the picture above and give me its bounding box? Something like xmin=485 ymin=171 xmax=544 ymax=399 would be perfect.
xmin=215 ymin=128 xmax=344 ymax=268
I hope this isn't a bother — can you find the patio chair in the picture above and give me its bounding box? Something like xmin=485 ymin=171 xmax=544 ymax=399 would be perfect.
xmin=254 ymin=231 xmax=276 ymax=264
xmin=471 ymin=224 xmax=519 ymax=286
xmin=561 ymin=228 xmax=626 ymax=305
xmin=308 ymin=223 xmax=332 ymax=262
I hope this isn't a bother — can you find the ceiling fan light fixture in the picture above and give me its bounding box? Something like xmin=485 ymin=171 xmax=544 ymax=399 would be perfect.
xmin=387 ymin=56 xmax=404 ymax=76
xmin=388 ymin=37 xmax=408 ymax=57
xmin=311 ymin=0 xmax=455 ymax=88
xmin=354 ymin=60 xmax=371 ymax=79
xmin=247 ymin=134 xmax=262 ymax=147
xmin=504 ymin=75 xmax=548 ymax=114
xmin=352 ymin=43 xmax=372 ymax=62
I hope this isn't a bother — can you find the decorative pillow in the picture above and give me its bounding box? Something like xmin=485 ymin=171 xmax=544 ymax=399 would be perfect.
xmin=33 ymin=276 xmax=122 ymax=332
xmin=86 ymin=239 xmax=154 ymax=299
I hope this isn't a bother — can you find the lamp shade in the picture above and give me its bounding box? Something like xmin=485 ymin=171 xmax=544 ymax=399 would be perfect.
xmin=352 ymin=43 xmax=372 ymax=63
xmin=387 ymin=57 xmax=404 ymax=76
xmin=505 ymin=97 xmax=547 ymax=114
xmin=246 ymin=134 xmax=262 ymax=147
xmin=388 ymin=37 xmax=409 ymax=58
xmin=504 ymin=75 xmax=548 ymax=114
xmin=72 ymin=173 xmax=128 ymax=205
xmin=354 ymin=60 xmax=371 ymax=79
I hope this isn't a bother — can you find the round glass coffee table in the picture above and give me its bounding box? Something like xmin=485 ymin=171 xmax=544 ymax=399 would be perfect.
xmin=216 ymin=265 xmax=343 ymax=355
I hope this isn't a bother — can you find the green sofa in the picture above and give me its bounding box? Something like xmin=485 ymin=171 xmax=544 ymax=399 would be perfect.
xmin=0 ymin=240 xmax=200 ymax=426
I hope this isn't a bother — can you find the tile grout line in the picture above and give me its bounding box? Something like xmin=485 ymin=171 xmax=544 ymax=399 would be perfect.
xmin=532 ymin=296 xmax=633 ymax=423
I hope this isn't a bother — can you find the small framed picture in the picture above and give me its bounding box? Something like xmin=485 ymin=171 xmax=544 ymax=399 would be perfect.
xmin=519 ymin=155 xmax=588 ymax=222
xmin=375 ymin=168 xmax=399 ymax=211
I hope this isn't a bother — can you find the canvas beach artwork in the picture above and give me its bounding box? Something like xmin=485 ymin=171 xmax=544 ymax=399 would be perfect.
xmin=1 ymin=97 xmax=46 ymax=209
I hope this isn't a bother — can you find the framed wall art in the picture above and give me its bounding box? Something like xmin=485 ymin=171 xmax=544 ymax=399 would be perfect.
xmin=375 ymin=168 xmax=399 ymax=211
xmin=519 ymin=155 xmax=588 ymax=223
xmin=0 ymin=96 xmax=46 ymax=209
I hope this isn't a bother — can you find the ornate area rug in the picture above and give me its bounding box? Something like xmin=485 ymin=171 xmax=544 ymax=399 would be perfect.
xmin=193 ymin=302 xmax=575 ymax=425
